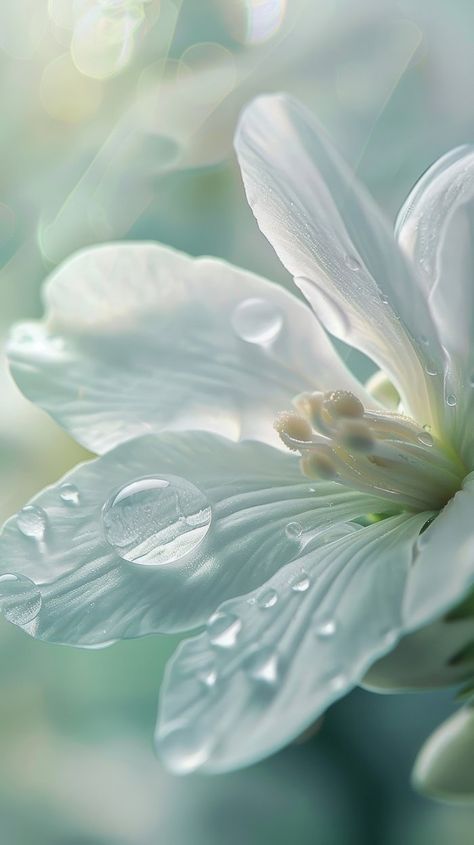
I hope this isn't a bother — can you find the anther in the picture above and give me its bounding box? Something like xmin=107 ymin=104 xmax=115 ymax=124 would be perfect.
xmin=322 ymin=390 xmax=364 ymax=420
xmin=274 ymin=412 xmax=313 ymax=451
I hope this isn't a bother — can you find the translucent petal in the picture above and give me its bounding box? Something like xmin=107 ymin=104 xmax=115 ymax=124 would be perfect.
xmin=156 ymin=512 xmax=428 ymax=773
xmin=403 ymin=471 xmax=474 ymax=631
xmin=235 ymin=94 xmax=444 ymax=426
xmin=413 ymin=707 xmax=474 ymax=800
xmin=396 ymin=146 xmax=474 ymax=457
xmin=7 ymin=242 xmax=369 ymax=454
xmin=0 ymin=432 xmax=386 ymax=645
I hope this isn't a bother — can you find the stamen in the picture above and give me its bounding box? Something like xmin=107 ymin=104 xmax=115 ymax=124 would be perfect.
xmin=276 ymin=389 xmax=464 ymax=511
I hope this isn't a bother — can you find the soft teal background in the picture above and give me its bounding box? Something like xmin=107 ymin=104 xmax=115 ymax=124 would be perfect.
xmin=1 ymin=1 xmax=474 ymax=841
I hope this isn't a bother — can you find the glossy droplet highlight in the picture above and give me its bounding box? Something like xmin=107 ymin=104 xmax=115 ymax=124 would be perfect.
xmin=257 ymin=588 xmax=279 ymax=609
xmin=315 ymin=619 xmax=337 ymax=639
xmin=289 ymin=572 xmax=311 ymax=593
xmin=158 ymin=725 xmax=210 ymax=774
xmin=17 ymin=505 xmax=47 ymax=539
xmin=207 ymin=612 xmax=242 ymax=648
xmin=59 ymin=482 xmax=80 ymax=505
xmin=245 ymin=647 xmax=280 ymax=685
xmin=231 ymin=297 xmax=283 ymax=344
xmin=0 ymin=574 xmax=42 ymax=625
xmin=285 ymin=521 xmax=303 ymax=540
xmin=446 ymin=393 xmax=457 ymax=407
xmin=198 ymin=667 xmax=218 ymax=689
xmin=418 ymin=430 xmax=433 ymax=447
xmin=102 ymin=475 xmax=212 ymax=566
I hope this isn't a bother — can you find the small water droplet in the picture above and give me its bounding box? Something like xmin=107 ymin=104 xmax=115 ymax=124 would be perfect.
xmin=417 ymin=430 xmax=433 ymax=447
xmin=59 ymin=483 xmax=80 ymax=505
xmin=289 ymin=572 xmax=311 ymax=593
xmin=419 ymin=334 xmax=429 ymax=346
xmin=285 ymin=521 xmax=303 ymax=540
xmin=257 ymin=588 xmax=279 ymax=609
xmin=197 ymin=667 xmax=218 ymax=689
xmin=17 ymin=506 xmax=47 ymax=539
xmin=245 ymin=647 xmax=280 ymax=685
xmin=0 ymin=574 xmax=42 ymax=625
xmin=102 ymin=475 xmax=212 ymax=566
xmin=158 ymin=725 xmax=210 ymax=774
xmin=207 ymin=612 xmax=242 ymax=648
xmin=379 ymin=293 xmax=389 ymax=305
xmin=315 ymin=619 xmax=337 ymax=639
xmin=446 ymin=393 xmax=457 ymax=407
xmin=425 ymin=363 xmax=438 ymax=377
xmin=329 ymin=673 xmax=347 ymax=692
xmin=344 ymin=254 xmax=361 ymax=271
xmin=231 ymin=298 xmax=283 ymax=344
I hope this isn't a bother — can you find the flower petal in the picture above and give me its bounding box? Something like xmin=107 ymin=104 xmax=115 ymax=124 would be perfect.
xmin=7 ymin=242 xmax=367 ymax=455
xmin=396 ymin=146 xmax=474 ymax=455
xmin=156 ymin=511 xmax=428 ymax=773
xmin=235 ymin=93 xmax=444 ymax=424
xmin=413 ymin=707 xmax=474 ymax=800
xmin=403 ymin=470 xmax=474 ymax=632
xmin=0 ymin=431 xmax=387 ymax=645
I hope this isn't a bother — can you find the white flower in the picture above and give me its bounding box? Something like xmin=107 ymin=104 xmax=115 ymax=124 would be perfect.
xmin=2 ymin=94 xmax=474 ymax=778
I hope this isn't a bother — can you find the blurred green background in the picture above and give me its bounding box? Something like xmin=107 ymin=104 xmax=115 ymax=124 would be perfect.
xmin=1 ymin=1 xmax=474 ymax=842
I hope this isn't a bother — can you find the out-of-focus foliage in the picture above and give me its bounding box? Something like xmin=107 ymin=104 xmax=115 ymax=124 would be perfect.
xmin=2 ymin=0 xmax=474 ymax=841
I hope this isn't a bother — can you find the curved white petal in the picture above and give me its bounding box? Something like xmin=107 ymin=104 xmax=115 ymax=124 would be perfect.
xmin=403 ymin=471 xmax=474 ymax=631
xmin=0 ymin=431 xmax=387 ymax=646
xmin=413 ymin=708 xmax=474 ymax=800
xmin=7 ymin=242 xmax=368 ymax=455
xmin=397 ymin=146 xmax=474 ymax=457
xmin=235 ymin=94 xmax=444 ymax=426
xmin=156 ymin=512 xmax=428 ymax=773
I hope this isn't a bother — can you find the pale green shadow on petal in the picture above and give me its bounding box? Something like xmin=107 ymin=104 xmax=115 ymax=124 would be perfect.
xmin=0 ymin=431 xmax=388 ymax=646
xmin=7 ymin=242 xmax=369 ymax=455
xmin=413 ymin=707 xmax=474 ymax=802
xmin=156 ymin=511 xmax=429 ymax=774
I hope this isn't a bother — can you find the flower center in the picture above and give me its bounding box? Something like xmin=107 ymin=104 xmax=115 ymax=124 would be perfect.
xmin=275 ymin=390 xmax=464 ymax=512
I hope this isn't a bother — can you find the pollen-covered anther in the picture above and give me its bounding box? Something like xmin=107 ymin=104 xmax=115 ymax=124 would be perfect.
xmin=300 ymin=451 xmax=337 ymax=480
xmin=274 ymin=412 xmax=313 ymax=451
xmin=322 ymin=390 xmax=364 ymax=421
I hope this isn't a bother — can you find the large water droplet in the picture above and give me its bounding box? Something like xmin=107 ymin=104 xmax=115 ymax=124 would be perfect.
xmin=158 ymin=725 xmax=210 ymax=774
xmin=315 ymin=619 xmax=337 ymax=639
xmin=244 ymin=647 xmax=280 ymax=685
xmin=257 ymin=588 xmax=279 ymax=609
xmin=102 ymin=475 xmax=211 ymax=566
xmin=0 ymin=574 xmax=42 ymax=625
xmin=17 ymin=505 xmax=47 ymax=539
xmin=231 ymin=297 xmax=283 ymax=344
xmin=289 ymin=572 xmax=311 ymax=593
xmin=59 ymin=482 xmax=80 ymax=505
xmin=207 ymin=612 xmax=242 ymax=648
xmin=285 ymin=521 xmax=303 ymax=540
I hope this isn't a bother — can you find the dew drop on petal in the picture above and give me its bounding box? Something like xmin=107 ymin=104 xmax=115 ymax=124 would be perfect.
xmin=231 ymin=297 xmax=283 ymax=344
xmin=285 ymin=521 xmax=303 ymax=540
xmin=344 ymin=254 xmax=361 ymax=271
xmin=379 ymin=293 xmax=389 ymax=305
xmin=59 ymin=482 xmax=80 ymax=505
xmin=158 ymin=725 xmax=211 ymax=774
xmin=17 ymin=505 xmax=47 ymax=539
xmin=425 ymin=363 xmax=438 ymax=377
xmin=197 ymin=667 xmax=218 ymax=689
xmin=446 ymin=393 xmax=457 ymax=407
xmin=207 ymin=612 xmax=242 ymax=648
xmin=102 ymin=475 xmax=211 ymax=566
xmin=289 ymin=572 xmax=311 ymax=593
xmin=244 ymin=647 xmax=280 ymax=685
xmin=315 ymin=619 xmax=337 ymax=639
xmin=0 ymin=574 xmax=42 ymax=625
xmin=257 ymin=588 xmax=279 ymax=609
xmin=417 ymin=430 xmax=433 ymax=447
